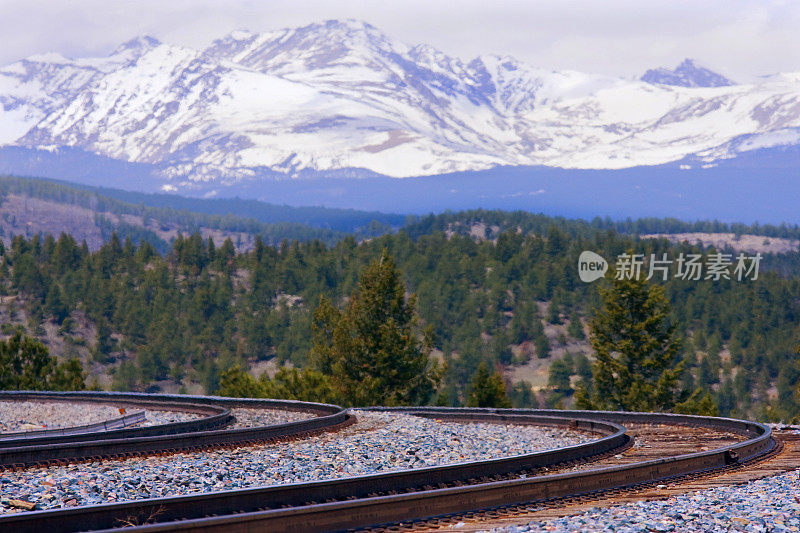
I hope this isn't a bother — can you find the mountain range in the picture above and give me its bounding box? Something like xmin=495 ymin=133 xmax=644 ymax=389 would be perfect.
xmin=0 ymin=19 xmax=799 ymax=194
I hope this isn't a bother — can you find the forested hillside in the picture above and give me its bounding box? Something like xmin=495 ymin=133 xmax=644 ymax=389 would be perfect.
xmin=0 ymin=176 xmax=401 ymax=252
xmin=1 ymin=209 xmax=799 ymax=422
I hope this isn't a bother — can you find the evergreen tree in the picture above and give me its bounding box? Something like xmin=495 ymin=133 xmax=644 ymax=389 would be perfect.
xmin=548 ymin=358 xmax=573 ymax=392
xmin=567 ymin=311 xmax=585 ymax=339
xmin=0 ymin=332 xmax=85 ymax=390
xmin=49 ymin=358 xmax=87 ymax=391
xmin=574 ymin=353 xmax=593 ymax=384
xmin=534 ymin=331 xmax=550 ymax=359
xmin=111 ymin=360 xmax=139 ymax=391
xmin=576 ymin=275 xmax=684 ymax=412
xmin=311 ymin=249 xmax=438 ymax=406
xmin=0 ymin=332 xmax=52 ymax=390
xmin=263 ymin=367 xmax=339 ymax=404
xmin=44 ymin=284 xmax=69 ymax=324
xmin=466 ymin=361 xmax=511 ymax=408
xmin=673 ymin=389 xmax=719 ymax=416
xmin=217 ymin=365 xmax=267 ymax=398
xmin=218 ymin=364 xmax=339 ymax=404
xmin=508 ymin=380 xmax=536 ymax=408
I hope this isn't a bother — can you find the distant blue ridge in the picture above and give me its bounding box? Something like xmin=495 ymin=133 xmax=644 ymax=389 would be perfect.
xmin=0 ymin=144 xmax=798 ymax=224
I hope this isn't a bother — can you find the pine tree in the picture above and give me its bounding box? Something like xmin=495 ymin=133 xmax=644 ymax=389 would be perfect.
xmin=466 ymin=361 xmax=511 ymax=408
xmin=567 ymin=310 xmax=585 ymax=339
xmin=534 ymin=333 xmax=550 ymax=359
xmin=49 ymin=358 xmax=87 ymax=391
xmin=0 ymin=332 xmax=85 ymax=390
xmin=310 ymin=249 xmax=438 ymax=406
xmin=217 ymin=365 xmax=266 ymax=398
xmin=673 ymin=389 xmax=719 ymax=416
xmin=0 ymin=332 xmax=53 ymax=390
xmin=548 ymin=359 xmax=573 ymax=392
xmin=576 ymin=275 xmax=684 ymax=412
xmin=217 ymin=365 xmax=339 ymax=404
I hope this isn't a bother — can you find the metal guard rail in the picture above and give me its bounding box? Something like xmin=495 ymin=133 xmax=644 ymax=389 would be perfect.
xmin=0 ymin=411 xmax=147 ymax=442
xmin=0 ymin=391 xmax=350 ymax=467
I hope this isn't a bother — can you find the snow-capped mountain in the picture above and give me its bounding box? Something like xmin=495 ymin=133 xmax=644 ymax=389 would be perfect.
xmin=641 ymin=58 xmax=734 ymax=87
xmin=1 ymin=19 xmax=799 ymax=185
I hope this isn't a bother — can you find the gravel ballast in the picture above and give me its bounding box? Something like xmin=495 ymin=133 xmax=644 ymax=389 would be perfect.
xmin=485 ymin=469 xmax=800 ymax=532
xmin=0 ymin=400 xmax=202 ymax=432
xmin=228 ymin=407 xmax=314 ymax=428
xmin=0 ymin=411 xmax=591 ymax=513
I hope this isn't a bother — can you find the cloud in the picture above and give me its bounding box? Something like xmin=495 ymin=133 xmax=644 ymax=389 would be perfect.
xmin=1 ymin=0 xmax=798 ymax=79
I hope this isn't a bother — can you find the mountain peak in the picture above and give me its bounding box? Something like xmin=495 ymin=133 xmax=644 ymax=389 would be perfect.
xmin=225 ymin=29 xmax=256 ymax=41
xmin=320 ymin=18 xmax=375 ymax=30
xmin=203 ymin=18 xmax=398 ymax=69
xmin=293 ymin=19 xmax=390 ymax=49
xmin=113 ymin=35 xmax=162 ymax=56
xmin=641 ymin=58 xmax=734 ymax=88
xmin=209 ymin=18 xmax=406 ymax=76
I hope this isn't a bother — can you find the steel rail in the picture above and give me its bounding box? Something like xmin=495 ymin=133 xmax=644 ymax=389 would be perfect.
xmin=0 ymin=392 xmax=351 ymax=468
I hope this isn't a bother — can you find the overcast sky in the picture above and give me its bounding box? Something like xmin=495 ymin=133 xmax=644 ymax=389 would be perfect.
xmin=2 ymin=0 xmax=799 ymax=81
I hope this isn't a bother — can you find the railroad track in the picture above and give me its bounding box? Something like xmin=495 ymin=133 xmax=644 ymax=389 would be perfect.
xmin=436 ymin=429 xmax=800 ymax=533
xmin=0 ymin=391 xmax=351 ymax=468
xmin=0 ymin=396 xmax=778 ymax=533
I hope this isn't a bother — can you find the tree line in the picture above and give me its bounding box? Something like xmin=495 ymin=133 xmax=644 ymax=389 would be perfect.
xmin=0 ymin=210 xmax=798 ymax=420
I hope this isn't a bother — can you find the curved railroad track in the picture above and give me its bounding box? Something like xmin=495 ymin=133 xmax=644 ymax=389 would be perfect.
xmin=0 ymin=393 xmax=780 ymax=532
xmin=0 ymin=391 xmax=351 ymax=468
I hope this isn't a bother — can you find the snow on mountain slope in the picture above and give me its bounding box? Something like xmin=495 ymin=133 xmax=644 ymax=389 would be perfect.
xmin=0 ymin=36 xmax=159 ymax=144
xmin=642 ymin=58 xmax=734 ymax=87
xmin=1 ymin=19 xmax=799 ymax=181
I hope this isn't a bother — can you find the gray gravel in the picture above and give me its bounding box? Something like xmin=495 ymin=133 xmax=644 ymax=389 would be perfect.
xmin=484 ymin=469 xmax=800 ymax=532
xmin=0 ymin=411 xmax=590 ymax=513
xmin=228 ymin=407 xmax=313 ymax=428
xmin=0 ymin=401 xmax=201 ymax=432
xmin=0 ymin=401 xmax=130 ymax=432
xmin=139 ymin=410 xmax=202 ymax=426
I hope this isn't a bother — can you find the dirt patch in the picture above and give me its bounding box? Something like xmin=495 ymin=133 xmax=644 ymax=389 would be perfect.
xmin=0 ymin=194 xmax=103 ymax=248
xmin=641 ymin=232 xmax=799 ymax=254
xmin=359 ymin=130 xmax=415 ymax=153
xmin=0 ymin=193 xmax=258 ymax=252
